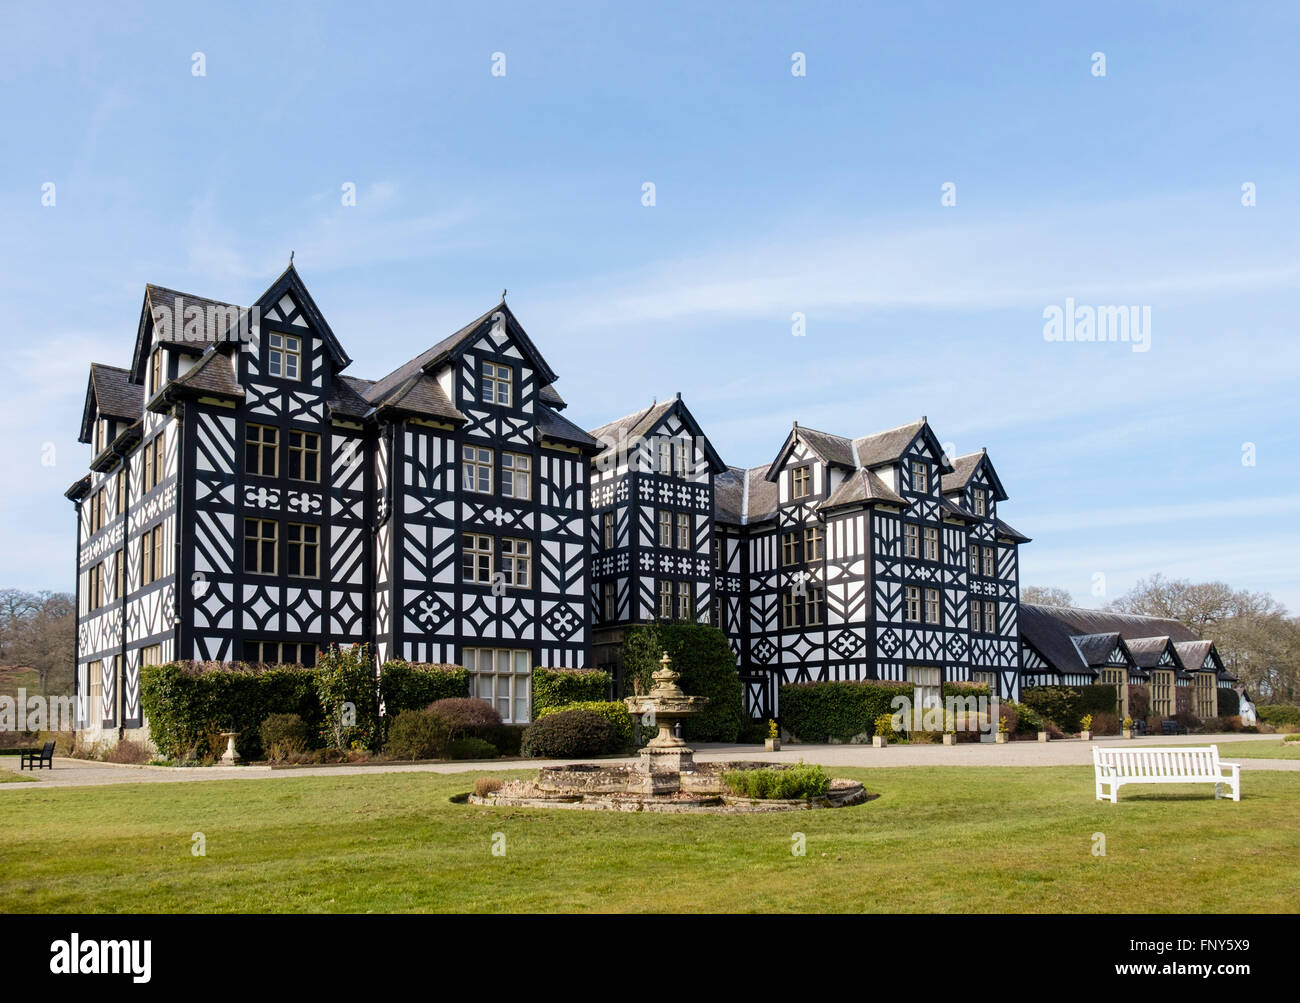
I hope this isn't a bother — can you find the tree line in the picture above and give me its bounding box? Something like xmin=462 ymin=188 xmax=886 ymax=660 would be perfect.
xmin=1022 ymin=577 xmax=1299 ymax=704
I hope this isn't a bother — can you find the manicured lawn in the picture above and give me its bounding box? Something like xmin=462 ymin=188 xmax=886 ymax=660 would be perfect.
xmin=0 ymin=773 xmax=35 ymax=784
xmin=1171 ymin=738 xmax=1300 ymax=760
xmin=1 ymin=766 xmax=1297 ymax=913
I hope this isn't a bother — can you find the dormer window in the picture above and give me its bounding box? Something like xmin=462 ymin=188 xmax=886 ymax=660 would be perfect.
xmin=267 ymin=332 xmax=301 ymax=380
xmin=973 ymin=488 xmax=987 ymax=516
xmin=911 ymin=460 xmax=928 ymax=493
xmin=791 ymin=466 xmax=811 ymax=499
xmin=482 ymin=362 xmax=512 ymax=406
xmin=675 ymin=440 xmax=691 ymax=478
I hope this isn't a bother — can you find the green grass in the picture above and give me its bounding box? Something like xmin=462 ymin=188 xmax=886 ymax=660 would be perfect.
xmin=0 ymin=773 xmax=35 ymax=783
xmin=0 ymin=766 xmax=1297 ymax=913
xmin=1168 ymin=738 xmax=1300 ymax=760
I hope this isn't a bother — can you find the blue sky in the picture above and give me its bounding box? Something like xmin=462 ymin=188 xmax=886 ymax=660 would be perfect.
xmin=1 ymin=1 xmax=1297 ymax=609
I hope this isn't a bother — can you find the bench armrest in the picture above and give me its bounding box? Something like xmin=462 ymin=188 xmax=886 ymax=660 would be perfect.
xmin=1218 ymin=761 xmax=1240 ymax=770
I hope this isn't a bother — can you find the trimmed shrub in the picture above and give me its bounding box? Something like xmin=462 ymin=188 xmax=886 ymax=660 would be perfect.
xmin=448 ymin=737 xmax=499 ymax=760
xmin=722 ymin=763 xmax=831 ymax=800
xmin=1020 ymin=686 xmax=1083 ymax=731
xmin=1284 ymin=732 xmax=1300 ymax=743
xmin=536 ymin=700 xmax=632 ymax=752
xmin=384 ymin=709 xmax=450 ymax=760
xmin=995 ymin=700 xmax=1019 ymax=736
xmin=532 ymin=667 xmax=611 ymax=714
xmin=426 ymin=698 xmax=501 ymax=741
xmin=1016 ymin=702 xmax=1043 ymax=733
xmin=1077 ymin=684 xmax=1120 ymax=719
xmin=1257 ymin=704 xmax=1300 ymax=727
xmin=780 ymin=680 xmax=913 ymax=742
xmin=621 ymin=623 xmax=745 ymax=742
xmin=1217 ymin=688 xmax=1240 ymax=717
xmin=259 ymin=713 xmax=311 ymax=762
xmin=520 ymin=709 xmax=612 ymax=759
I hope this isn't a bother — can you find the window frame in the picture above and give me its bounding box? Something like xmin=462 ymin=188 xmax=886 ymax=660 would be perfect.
xmin=657 ymin=580 xmax=673 ymax=619
xmin=462 ymin=533 xmax=494 ymax=584
xmin=501 ymin=451 xmax=531 ymax=500
xmin=602 ymin=511 xmax=614 ymax=550
xmin=502 ymin=537 xmax=531 ymax=588
xmin=924 ymin=587 xmax=941 ymax=625
xmin=267 ymin=331 xmax=302 ymax=381
xmin=790 ymin=465 xmax=811 ymax=499
xmin=481 ymin=361 xmax=512 ymax=406
xmin=286 ymin=522 xmax=320 ymax=578
xmin=804 ymin=525 xmax=823 ymax=562
xmin=243 ymin=518 xmax=277 ymax=576
xmin=675 ymin=512 xmax=691 ymax=550
xmin=657 ymin=510 xmax=673 ymax=548
xmin=911 ymin=459 xmax=928 ymax=493
xmin=287 ymin=429 xmax=321 ymax=483
xmin=922 ymin=526 xmax=939 ymax=562
xmin=246 ymin=424 xmax=279 ymax=479
xmin=905 ymin=585 xmax=921 ymax=622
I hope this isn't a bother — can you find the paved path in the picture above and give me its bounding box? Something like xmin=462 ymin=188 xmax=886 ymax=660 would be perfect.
xmin=2 ymin=733 xmax=1293 ymax=792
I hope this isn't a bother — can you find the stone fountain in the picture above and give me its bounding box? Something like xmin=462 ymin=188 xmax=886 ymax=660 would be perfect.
xmin=464 ymin=652 xmax=870 ymax=813
xmin=623 ymin=651 xmax=710 ymax=794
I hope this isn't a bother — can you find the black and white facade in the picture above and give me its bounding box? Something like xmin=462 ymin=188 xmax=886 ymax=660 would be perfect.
xmin=70 ymin=268 xmax=1230 ymax=743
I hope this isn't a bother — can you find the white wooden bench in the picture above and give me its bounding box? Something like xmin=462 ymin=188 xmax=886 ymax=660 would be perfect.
xmin=1093 ymin=745 xmax=1240 ymax=803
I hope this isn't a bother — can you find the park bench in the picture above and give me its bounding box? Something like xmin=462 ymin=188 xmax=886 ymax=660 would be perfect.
xmin=1093 ymin=745 xmax=1239 ymax=803
xmin=19 ymin=741 xmax=55 ymax=771
xmin=1160 ymin=720 xmax=1186 ymax=736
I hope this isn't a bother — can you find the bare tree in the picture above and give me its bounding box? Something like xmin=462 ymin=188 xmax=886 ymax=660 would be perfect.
xmin=1108 ymin=575 xmax=1299 ymax=703
xmin=1021 ymin=586 xmax=1074 ymax=606
xmin=1 ymin=590 xmax=75 ymax=697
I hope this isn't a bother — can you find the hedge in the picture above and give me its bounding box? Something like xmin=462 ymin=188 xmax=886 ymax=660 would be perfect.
xmin=536 ymin=700 xmax=633 ymax=752
xmin=143 ymin=649 xmax=467 ymax=760
xmin=141 ymin=661 xmax=322 ymax=761
xmin=1257 ymin=704 xmax=1300 ymax=727
xmin=1217 ymin=688 xmax=1240 ymax=717
xmin=380 ymin=661 xmax=469 ymax=715
xmin=532 ymin=667 xmax=611 ymax=715
xmin=621 ymin=622 xmax=744 ymax=742
xmin=779 ymin=680 xmax=913 ymax=742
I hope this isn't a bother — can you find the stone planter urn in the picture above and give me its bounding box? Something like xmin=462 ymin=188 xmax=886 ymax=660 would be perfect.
xmin=942 ymin=733 xmax=956 ymax=746
xmin=765 ymin=738 xmax=781 ymax=752
xmin=873 ymin=735 xmax=887 ymax=748
xmin=1037 ymin=731 xmax=1049 ymax=743
xmin=219 ymin=731 xmax=241 ymax=766
xmin=1123 ymin=728 xmax=1133 ymax=739
xmin=1080 ymin=730 xmax=1092 ymax=741
xmin=995 ymin=732 xmax=1008 ymax=744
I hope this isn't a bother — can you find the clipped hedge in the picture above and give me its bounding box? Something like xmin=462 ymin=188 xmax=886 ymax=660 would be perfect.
xmin=1019 ymin=686 xmax=1082 ymax=731
xmin=1077 ymin=684 xmax=1120 ymax=719
xmin=779 ymin=680 xmax=912 ymax=742
xmin=520 ymin=709 xmax=612 ymax=759
xmin=384 ymin=708 xmax=451 ymax=760
xmin=141 ymin=661 xmax=323 ymax=761
xmin=621 ymin=622 xmax=744 ymax=742
xmin=532 ymin=667 xmax=611 ymax=714
xmin=380 ymin=661 xmax=469 ymax=715
xmin=536 ymin=700 xmax=633 ymax=752
xmin=1257 ymin=704 xmax=1300 ymax=727
xmin=1217 ymin=688 xmax=1240 ymax=717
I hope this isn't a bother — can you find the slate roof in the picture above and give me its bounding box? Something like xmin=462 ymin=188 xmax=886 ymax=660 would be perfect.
xmin=80 ymin=364 xmax=144 ymax=443
xmin=588 ymin=399 xmax=677 ymax=453
xmin=366 ymin=372 xmax=465 ymax=423
xmin=821 ymin=469 xmax=906 ymax=510
xmin=143 ymin=285 xmax=244 ymax=351
xmin=1124 ymin=636 xmax=1182 ymax=670
xmin=940 ymin=451 xmax=983 ymax=494
xmin=994 ymin=518 xmax=1031 ymax=543
xmin=536 ymin=405 xmax=602 ymax=451
xmin=1073 ymin=632 xmax=1129 ymax=667
xmin=938 ymin=497 xmax=980 ymax=523
xmin=1173 ymin=640 xmax=1214 ymax=673
xmin=364 ymin=301 xmax=558 ymax=408
xmin=714 ymin=466 xmax=747 ymax=525
xmin=167 ymin=349 xmax=245 ymax=401
xmin=328 ymin=375 xmax=376 ymax=420
xmin=1024 ymin=605 xmax=1201 ymax=644
xmin=851 ymin=419 xmax=928 ymax=469
xmin=794 ymin=426 xmax=857 ymax=468
xmin=539 ymin=383 xmax=566 ymax=410
xmin=1018 ymin=603 xmax=1093 ymax=676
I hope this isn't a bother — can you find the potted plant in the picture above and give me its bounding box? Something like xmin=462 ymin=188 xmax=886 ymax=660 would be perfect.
xmin=942 ymin=715 xmax=957 ymax=745
xmin=764 ymin=718 xmax=781 ymax=753
xmin=1122 ymin=716 xmax=1134 ymax=740
xmin=995 ymin=717 xmax=1008 ymax=744
xmin=1079 ymin=714 xmax=1093 ymax=742
xmin=873 ymin=713 xmax=893 ymax=748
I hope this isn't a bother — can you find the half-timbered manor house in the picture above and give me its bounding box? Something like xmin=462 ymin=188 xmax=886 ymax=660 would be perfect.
xmin=69 ymin=267 xmax=1234 ymax=742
